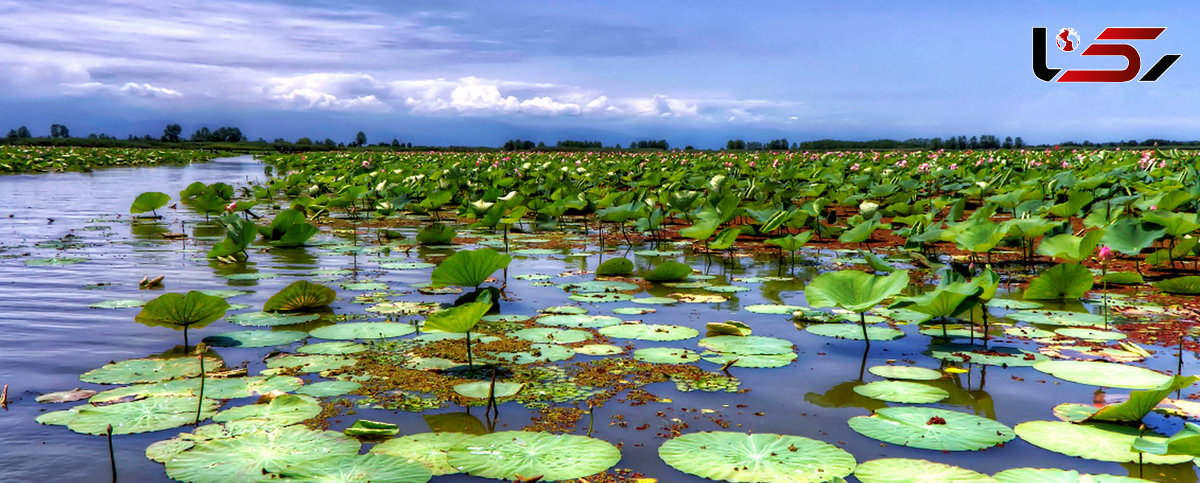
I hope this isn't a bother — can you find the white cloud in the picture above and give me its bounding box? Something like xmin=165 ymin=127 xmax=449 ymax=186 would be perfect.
xmin=63 ymin=81 xmax=182 ymax=99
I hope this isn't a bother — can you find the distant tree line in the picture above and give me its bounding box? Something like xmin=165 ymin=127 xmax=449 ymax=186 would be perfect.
xmin=556 ymin=140 xmax=603 ymax=149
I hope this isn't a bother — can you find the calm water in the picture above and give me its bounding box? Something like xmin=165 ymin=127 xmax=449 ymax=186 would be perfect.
xmin=0 ymin=157 xmax=1197 ymax=482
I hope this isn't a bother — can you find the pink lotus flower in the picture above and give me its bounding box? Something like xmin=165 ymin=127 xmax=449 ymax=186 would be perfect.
xmin=361 ymin=161 xmax=369 ymax=168
xmin=225 ymin=202 xmax=236 ymax=212
xmin=1098 ymin=246 xmax=1113 ymax=262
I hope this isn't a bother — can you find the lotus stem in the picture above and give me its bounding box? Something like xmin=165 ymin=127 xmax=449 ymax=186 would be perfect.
xmin=860 ymin=312 xmax=870 ymax=347
xmin=107 ymin=424 xmax=117 ymax=482
xmin=465 ymin=331 xmax=473 ymax=370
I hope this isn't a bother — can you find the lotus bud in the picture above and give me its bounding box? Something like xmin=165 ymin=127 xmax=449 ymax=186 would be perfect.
xmin=1097 ymin=246 xmax=1113 ymax=264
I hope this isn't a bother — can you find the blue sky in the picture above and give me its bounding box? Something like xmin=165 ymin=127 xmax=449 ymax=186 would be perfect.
xmin=1 ymin=0 xmax=1198 ymax=147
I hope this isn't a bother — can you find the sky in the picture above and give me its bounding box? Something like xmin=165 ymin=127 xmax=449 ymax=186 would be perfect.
xmin=2 ymin=0 xmax=1200 ymax=148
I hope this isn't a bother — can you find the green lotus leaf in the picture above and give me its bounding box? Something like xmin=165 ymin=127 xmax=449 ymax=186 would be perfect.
xmin=853 ymin=381 xmax=948 ymax=403
xmin=297 ymin=380 xmax=362 ymax=397
xmin=1101 ymin=271 xmax=1144 ymax=285
xmin=67 ymin=396 xmax=219 ymax=435
xmin=1032 ymin=360 xmax=1171 ymax=389
xmin=540 ymin=305 xmax=588 ymax=314
xmin=342 ymin=420 xmax=400 ymax=438
xmin=644 ymin=261 xmax=693 ymax=282
xmin=700 ymin=352 xmax=797 ymax=368
xmin=954 ymin=220 xmax=1009 ymax=254
xmin=569 ymin=292 xmax=633 ymax=303
xmin=599 ymin=323 xmax=699 ymax=341
xmin=135 ymin=291 xmax=231 ymax=340
xmin=890 ymin=277 xmax=982 ymax=319
xmin=212 ymin=394 xmax=321 ymax=425
xmin=1100 ymin=219 xmax=1165 ymax=256
xmin=613 ymin=307 xmax=656 ymax=315
xmin=90 ymin=375 xmax=302 ymax=403
xmin=1155 ymin=275 xmax=1200 ymax=294
xmin=1036 ymin=229 xmax=1105 ymax=263
xmin=698 ymin=335 xmax=792 ymax=355
xmin=633 ymin=347 xmax=701 ymax=364
xmin=559 ymin=280 xmax=640 ymax=293
xmin=847 ymin=407 xmax=1014 ymax=451
xmin=431 ymin=248 xmax=512 ymax=288
xmin=806 ymin=270 xmax=908 ymax=313
xmin=164 ymin=425 xmax=361 ymax=482
xmin=993 ymin=467 xmax=1149 ymax=483
xmin=341 ymin=282 xmax=390 ymax=291
xmin=630 ymin=296 xmax=678 ymax=305
xmin=744 ymin=303 xmax=805 ymax=314
xmin=867 ymin=365 xmax=942 ymax=381
xmin=207 ymin=214 xmax=258 ymax=259
xmin=805 ymin=323 xmax=904 ymax=341
xmin=1141 ymin=211 xmax=1200 ymax=237
xmin=537 ymin=314 xmax=622 ymax=328
xmin=1005 ymin=309 xmax=1104 ymax=327
xmin=854 ymin=458 xmax=995 ymax=483
xmin=223 ymin=272 xmax=280 ymax=280
xmin=88 ymin=299 xmax=146 ymax=309
xmin=706 ymin=321 xmax=752 ymax=336
xmin=1053 ymin=328 xmax=1125 ymax=340
xmin=36 ymin=388 xmax=96 ymax=404
xmin=1023 ymin=263 xmax=1094 ymax=300
xmin=452 ymin=381 xmax=523 ymax=399
xmin=263 ymin=280 xmax=336 ymax=312
xmin=658 ymin=431 xmax=855 ymax=483
xmin=416 ymin=223 xmax=456 ymax=245
xmin=202 ymin=329 xmax=308 ymax=348
xmin=298 ymin=341 xmax=367 ymax=355
xmin=926 ymin=343 xmax=1044 ymax=367
xmin=81 ymin=355 xmax=223 ymax=384
xmin=574 ymin=344 xmax=624 ymax=356
xmin=509 ymin=327 xmax=593 ymax=344
xmin=25 ymin=257 xmax=89 ymax=266
xmin=130 ymin=191 xmax=171 ymax=214
xmin=595 ymin=257 xmax=634 ymax=276
xmin=1133 ymin=421 xmax=1200 ymax=458
xmin=1085 ymin=375 xmax=1198 ymax=422
xmin=265 ymin=354 xmax=357 ymax=373
xmin=1013 ymin=420 xmax=1190 ymax=464
xmin=228 ymin=311 xmax=320 ymax=327
xmin=423 ymin=292 xmax=491 ymax=334
xmin=371 ymin=432 xmax=475 ymax=475
xmin=839 ymin=214 xmax=888 ymax=244
xmin=280 ymin=453 xmax=431 ymax=482
xmin=445 ymin=431 xmax=620 ymax=481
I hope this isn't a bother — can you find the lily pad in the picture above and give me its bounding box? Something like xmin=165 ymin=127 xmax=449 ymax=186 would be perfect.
xmin=612 ymin=307 xmax=656 ymax=315
xmin=1054 ymin=328 xmax=1126 ymax=340
xmin=1006 ymin=310 xmax=1105 ymax=327
xmin=537 ymin=314 xmax=622 ymax=328
xmin=298 ymin=341 xmax=367 ymax=355
xmin=310 ymin=322 xmax=416 ymax=340
xmin=342 ymin=420 xmax=401 ymax=438
xmin=539 ymin=305 xmax=588 ymax=314
xmin=847 ymin=407 xmax=1015 ymax=451
xmin=698 ymin=335 xmax=793 ymax=355
xmin=559 ymin=280 xmax=640 ymax=293
xmin=509 ymin=327 xmax=593 ymax=344
xmin=223 ymin=272 xmax=280 ymax=281
xmin=1033 ymin=360 xmax=1170 ymax=389
xmin=228 ymin=311 xmax=320 ymax=327
xmin=569 ymin=292 xmax=634 ymax=303
xmin=381 ymin=262 xmax=436 ymax=270
xmin=371 ymin=432 xmax=475 ymax=475
xmin=853 ymin=381 xmax=949 ymax=403
xmin=445 ymin=431 xmax=621 ymax=481
xmin=202 ymin=330 xmax=307 ymax=348
xmin=744 ymin=304 xmax=805 ymax=315
xmin=599 ymin=324 xmax=699 ymax=342
xmin=658 ymin=431 xmax=855 ymax=483
xmin=81 ymin=356 xmax=223 ymax=384
xmin=212 ymin=394 xmax=321 ymax=425
xmin=574 ymin=344 xmax=624 ymax=356
xmin=88 ymin=299 xmax=146 ymax=309
xmin=25 ymin=257 xmax=88 ymax=266
xmin=453 ymin=381 xmax=524 ymax=399
xmin=487 ymin=343 xmax=575 ymax=365
xmin=297 ymin=380 xmax=362 ymax=397
xmin=701 ymin=352 xmax=798 ymax=368
xmin=341 ymin=282 xmax=390 ymax=291
xmin=806 ymin=324 xmax=904 ymax=341
xmin=633 ymin=347 xmax=700 ymax=364
xmin=265 ymin=354 xmax=357 ymax=374
xmin=280 ymin=453 xmax=431 ymax=482
xmin=853 ymin=458 xmax=995 ymax=483
xmin=164 ymin=425 xmax=361 ymax=482
xmin=993 ymin=468 xmax=1150 ymax=483
xmin=89 ymin=375 xmax=302 ymax=403
xmin=630 ymin=296 xmax=678 ymax=305
xmin=67 ymin=396 xmax=220 ymax=435
xmin=927 ymin=343 xmax=1045 ymax=367
xmin=868 ymin=365 xmax=943 ymax=381
xmin=1013 ymin=420 xmax=1191 ymax=464
xmin=706 ymin=285 xmax=751 ymax=293
xmin=1003 ymin=327 xmax=1055 ymax=339
xmin=36 ymin=388 xmax=97 ymax=404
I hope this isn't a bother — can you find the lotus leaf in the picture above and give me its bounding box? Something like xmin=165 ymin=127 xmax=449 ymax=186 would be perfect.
xmin=297 ymin=380 xmax=362 ymax=397
xmin=371 ymin=432 xmax=475 ymax=475
xmin=744 ymin=304 xmax=805 ymax=314
xmin=633 ymin=347 xmax=700 ymax=364
xmin=228 ymin=311 xmax=320 ymax=327
xmin=1023 ymin=263 xmax=1094 ymax=300
xmin=1013 ymin=420 xmax=1190 ymax=464
xmin=509 ymin=327 xmax=593 ymax=344
xmin=212 ymin=394 xmax=321 ymax=425
xmin=595 ymin=257 xmax=634 ymax=276
xmin=130 ymin=191 xmax=171 ymax=214
xmin=67 ymin=396 xmax=219 ymax=435
xmin=1032 ymin=360 xmax=1171 ymax=389
xmin=88 ymin=299 xmax=146 ymax=309
xmin=658 ymin=431 xmax=855 ymax=483
xmin=537 ymin=314 xmax=622 ymax=328
xmin=263 ymin=280 xmax=336 ymax=312
xmin=81 ymin=355 xmax=223 ymax=384
xmin=867 ymin=365 xmax=942 ymax=381
xmin=431 ymin=248 xmax=512 ymax=288
xmin=847 ymin=407 xmax=1014 ymax=451
xmin=993 ymin=468 xmax=1149 ymax=483
xmin=452 ymin=381 xmax=524 ymax=399
xmin=280 ymin=453 xmax=432 ymax=482
xmin=599 ymin=323 xmax=699 ymax=341
xmin=445 ymin=431 xmax=620 ymax=481
xmin=164 ymin=425 xmax=361 ymax=482
xmin=265 ymin=354 xmax=357 ymax=373
xmin=342 ymin=420 xmax=400 ymax=438
xmin=574 ymin=344 xmax=624 ymax=356
xmin=853 ymin=458 xmax=995 ymax=483
xmin=298 ymin=341 xmax=367 ymax=354
xmin=701 ymin=352 xmax=798 ymax=368
xmin=202 ymin=329 xmax=308 ymax=348
xmin=853 ymin=381 xmax=948 ymax=403
xmin=645 ymin=261 xmax=693 ymax=282
xmin=926 ymin=343 xmax=1044 ymax=367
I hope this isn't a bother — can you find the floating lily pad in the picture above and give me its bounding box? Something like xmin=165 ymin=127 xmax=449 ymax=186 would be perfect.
xmin=1013 ymin=420 xmax=1190 ymax=464
xmin=1003 ymin=327 xmax=1055 ymax=339
xmin=848 ymin=407 xmax=1015 ymax=451
xmin=453 ymin=381 xmax=524 ymax=399
xmin=540 ymin=305 xmax=588 ymax=314
xmin=699 ymin=335 xmax=793 ymax=355
xmin=509 ymin=327 xmax=593 ymax=344
xmin=228 ymin=311 xmax=320 ymax=327
xmin=600 ymin=324 xmax=699 ymax=341
xmin=212 ymin=394 xmax=321 ymax=425
xmin=341 ymin=282 xmax=390 ymax=291
xmin=366 ymin=301 xmax=439 ymax=315
xmin=265 ymin=354 xmax=357 ymax=373
xmin=1007 ymin=310 xmax=1105 ymax=327
xmin=853 ymin=458 xmax=995 ymax=483
xmin=993 ymin=467 xmax=1150 ymax=483
xmin=806 ymin=324 xmax=904 ymax=341
xmin=89 ymin=375 xmax=302 ymax=403
xmin=706 ymin=285 xmax=751 ymax=293
xmin=661 ymin=281 xmax=711 ymax=289
xmin=298 ymin=341 xmax=367 ymax=355
xmin=202 ymin=330 xmax=307 ymax=348
xmin=613 ymin=307 xmax=655 ymax=315
xmin=706 ymin=321 xmax=752 ymax=336
xmin=88 ymin=299 xmax=146 ymax=309
xmin=223 ymin=272 xmax=280 ymax=280
xmin=744 ymin=304 xmax=805 ymax=314
xmin=1032 ymin=360 xmax=1170 ymax=389
xmin=297 ymin=380 xmax=362 ymax=397
xmin=81 ymin=356 xmax=223 ymax=384
xmin=630 ymin=296 xmax=678 ymax=305
xmin=515 ymin=274 xmax=552 ymax=281
xmin=164 ymin=425 xmax=361 ymax=482
xmin=36 ymin=388 xmax=96 ymax=404
xmin=658 ymin=431 xmax=855 ymax=483
xmin=574 ymin=344 xmax=624 ymax=356
xmin=559 ymin=280 xmax=640 ymax=293
xmin=701 ymin=352 xmax=798 ymax=368
xmin=67 ymin=396 xmax=219 ymax=435
xmin=633 ymin=347 xmax=700 ymax=364
xmin=25 ymin=257 xmax=88 ymax=266
xmin=853 ymin=381 xmax=949 ymax=403
xmin=197 ymin=289 xmax=252 ymax=299
xmin=281 ymin=453 xmax=432 ymax=482
xmin=867 ymin=365 xmax=942 ymax=381
xmin=671 ymin=293 xmax=727 ymax=303
xmin=927 ymin=343 xmax=1045 ymax=367
xmin=537 ymin=314 xmax=622 ymax=328
xmin=569 ymin=292 xmax=634 ymax=303
xmin=481 ymin=314 xmax=532 ymax=323
xmin=381 ymin=262 xmax=435 ymax=270
xmin=1054 ymin=328 xmax=1126 ymax=340
xmin=445 ymin=431 xmax=620 ymax=481
xmin=342 ymin=420 xmax=401 ymax=438
xmin=310 ymin=322 xmax=416 ymax=340
xmin=513 ymin=248 xmax=558 ymax=255
xmin=371 ymin=432 xmax=475 ymax=475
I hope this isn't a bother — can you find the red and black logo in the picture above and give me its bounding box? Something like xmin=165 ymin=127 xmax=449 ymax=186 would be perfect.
xmin=1033 ymin=27 xmax=1180 ymax=82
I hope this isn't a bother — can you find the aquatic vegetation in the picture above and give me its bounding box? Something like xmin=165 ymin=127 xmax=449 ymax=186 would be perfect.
xmin=134 ymin=291 xmax=231 ymax=347
xmin=263 ymin=280 xmax=336 ymax=312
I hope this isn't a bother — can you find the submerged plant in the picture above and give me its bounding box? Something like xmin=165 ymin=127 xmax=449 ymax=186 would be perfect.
xmin=135 ymin=291 xmax=231 ymax=347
